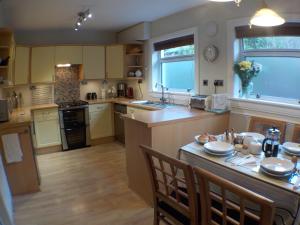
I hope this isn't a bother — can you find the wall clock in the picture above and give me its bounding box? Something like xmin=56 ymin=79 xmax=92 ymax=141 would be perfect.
xmin=203 ymin=45 xmax=219 ymax=62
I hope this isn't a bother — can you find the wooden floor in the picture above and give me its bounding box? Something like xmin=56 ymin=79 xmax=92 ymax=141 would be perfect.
xmin=14 ymin=143 xmax=153 ymax=225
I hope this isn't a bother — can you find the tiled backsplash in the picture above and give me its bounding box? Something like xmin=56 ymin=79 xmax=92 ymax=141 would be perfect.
xmin=54 ymin=66 xmax=80 ymax=103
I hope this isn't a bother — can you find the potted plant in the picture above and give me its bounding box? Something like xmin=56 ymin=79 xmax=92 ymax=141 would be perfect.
xmin=233 ymin=60 xmax=262 ymax=98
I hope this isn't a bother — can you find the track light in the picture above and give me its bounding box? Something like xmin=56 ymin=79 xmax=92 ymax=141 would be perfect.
xmin=209 ymin=0 xmax=242 ymax=7
xmin=74 ymin=9 xmax=93 ymax=31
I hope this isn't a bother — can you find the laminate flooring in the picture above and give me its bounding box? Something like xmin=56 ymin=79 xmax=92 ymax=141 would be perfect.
xmin=14 ymin=143 xmax=153 ymax=225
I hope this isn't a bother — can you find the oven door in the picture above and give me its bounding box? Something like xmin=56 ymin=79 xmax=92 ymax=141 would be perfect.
xmin=62 ymin=108 xmax=86 ymax=128
xmin=62 ymin=127 xmax=87 ymax=150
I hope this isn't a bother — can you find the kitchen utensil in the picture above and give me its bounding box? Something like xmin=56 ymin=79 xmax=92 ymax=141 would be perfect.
xmin=86 ymin=93 xmax=92 ymax=100
xmin=135 ymin=70 xmax=143 ymax=77
xmin=117 ymin=82 xmax=127 ymax=97
xmin=204 ymin=141 xmax=234 ymax=154
xmin=249 ymin=141 xmax=262 ymax=155
xmin=195 ymin=135 xmax=209 ymax=145
xmin=283 ymin=142 xmax=300 ymax=154
xmin=203 ymin=148 xmax=233 ymax=156
xmin=260 ymin=166 xmax=292 ymax=178
xmin=260 ymin=157 xmax=294 ymax=175
xmin=91 ymin=92 xmax=97 ymax=100
xmin=126 ymin=87 xmax=134 ymax=99
xmin=262 ymin=127 xmax=281 ymax=157
xmin=240 ymin=132 xmax=265 ymax=142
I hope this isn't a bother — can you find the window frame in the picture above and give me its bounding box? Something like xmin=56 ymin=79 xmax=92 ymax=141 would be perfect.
xmin=149 ymin=27 xmax=199 ymax=97
xmin=238 ymin=37 xmax=300 ymax=101
xmin=158 ymin=49 xmax=195 ymax=93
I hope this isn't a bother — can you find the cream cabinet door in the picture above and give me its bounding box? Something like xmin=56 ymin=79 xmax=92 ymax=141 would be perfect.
xmin=106 ymin=45 xmax=124 ymax=79
xmin=127 ymin=106 xmax=149 ymax=114
xmin=83 ymin=46 xmax=105 ymax=79
xmin=55 ymin=46 xmax=83 ymax=64
xmin=31 ymin=47 xmax=55 ymax=83
xmin=14 ymin=46 xmax=30 ymax=85
xmin=89 ymin=103 xmax=113 ymax=139
xmin=33 ymin=109 xmax=61 ymax=148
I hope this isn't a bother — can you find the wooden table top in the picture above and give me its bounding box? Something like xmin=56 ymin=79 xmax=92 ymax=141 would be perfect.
xmin=180 ymin=142 xmax=300 ymax=195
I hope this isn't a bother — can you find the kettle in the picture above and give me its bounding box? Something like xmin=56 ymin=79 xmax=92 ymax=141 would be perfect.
xmin=262 ymin=127 xmax=281 ymax=157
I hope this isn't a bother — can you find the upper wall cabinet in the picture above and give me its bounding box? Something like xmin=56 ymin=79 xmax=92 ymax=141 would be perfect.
xmin=83 ymin=46 xmax=105 ymax=80
xmin=106 ymin=45 xmax=124 ymax=79
xmin=14 ymin=46 xmax=30 ymax=85
xmin=31 ymin=47 xmax=55 ymax=84
xmin=55 ymin=46 xmax=83 ymax=65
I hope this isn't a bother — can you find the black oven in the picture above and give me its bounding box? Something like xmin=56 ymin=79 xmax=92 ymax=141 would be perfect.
xmin=58 ymin=102 xmax=90 ymax=151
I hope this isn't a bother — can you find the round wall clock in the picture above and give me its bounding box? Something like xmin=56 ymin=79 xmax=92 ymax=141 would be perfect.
xmin=203 ymin=45 xmax=219 ymax=62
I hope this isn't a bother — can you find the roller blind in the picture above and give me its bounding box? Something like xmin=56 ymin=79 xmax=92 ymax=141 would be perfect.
xmin=235 ymin=23 xmax=300 ymax=38
xmin=153 ymin=34 xmax=194 ymax=51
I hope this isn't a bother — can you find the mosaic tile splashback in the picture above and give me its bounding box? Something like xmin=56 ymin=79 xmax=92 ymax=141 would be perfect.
xmin=54 ymin=66 xmax=80 ymax=103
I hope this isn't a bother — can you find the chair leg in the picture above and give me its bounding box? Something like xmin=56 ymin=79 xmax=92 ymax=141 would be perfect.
xmin=154 ymin=208 xmax=160 ymax=225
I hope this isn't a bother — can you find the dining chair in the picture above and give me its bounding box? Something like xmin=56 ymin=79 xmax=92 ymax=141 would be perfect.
xmin=194 ymin=167 xmax=275 ymax=225
xmin=292 ymin=124 xmax=300 ymax=143
xmin=248 ymin=116 xmax=286 ymax=143
xmin=140 ymin=145 xmax=199 ymax=225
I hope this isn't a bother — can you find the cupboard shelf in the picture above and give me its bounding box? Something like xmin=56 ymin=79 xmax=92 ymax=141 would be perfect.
xmin=0 ymin=66 xmax=8 ymax=69
xmin=126 ymin=53 xmax=143 ymax=56
xmin=126 ymin=77 xmax=144 ymax=80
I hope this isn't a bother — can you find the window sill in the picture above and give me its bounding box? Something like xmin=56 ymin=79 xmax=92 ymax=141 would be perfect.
xmin=231 ymin=97 xmax=300 ymax=110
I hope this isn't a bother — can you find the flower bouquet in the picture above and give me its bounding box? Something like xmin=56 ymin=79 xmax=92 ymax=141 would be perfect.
xmin=233 ymin=60 xmax=261 ymax=97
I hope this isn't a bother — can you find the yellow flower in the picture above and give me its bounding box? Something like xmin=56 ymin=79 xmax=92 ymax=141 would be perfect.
xmin=238 ymin=61 xmax=252 ymax=70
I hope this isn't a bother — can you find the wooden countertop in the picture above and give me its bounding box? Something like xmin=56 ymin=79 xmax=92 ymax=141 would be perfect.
xmin=123 ymin=105 xmax=225 ymax=127
xmin=0 ymin=104 xmax=58 ymax=131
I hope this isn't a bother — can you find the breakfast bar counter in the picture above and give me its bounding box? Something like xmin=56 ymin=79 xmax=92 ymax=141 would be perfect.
xmin=123 ymin=106 xmax=230 ymax=205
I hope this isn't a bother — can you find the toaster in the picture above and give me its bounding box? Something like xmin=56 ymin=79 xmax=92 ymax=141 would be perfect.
xmin=189 ymin=95 xmax=208 ymax=110
xmin=0 ymin=99 xmax=11 ymax=122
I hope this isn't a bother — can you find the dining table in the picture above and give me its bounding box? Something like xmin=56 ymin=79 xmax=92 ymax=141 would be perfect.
xmin=178 ymin=142 xmax=300 ymax=225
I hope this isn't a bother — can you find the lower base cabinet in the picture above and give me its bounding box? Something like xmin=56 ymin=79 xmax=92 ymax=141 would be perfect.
xmin=89 ymin=103 xmax=113 ymax=140
xmin=0 ymin=125 xmax=40 ymax=195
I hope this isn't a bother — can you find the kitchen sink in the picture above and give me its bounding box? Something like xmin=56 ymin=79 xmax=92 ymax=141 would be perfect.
xmin=130 ymin=100 xmax=176 ymax=109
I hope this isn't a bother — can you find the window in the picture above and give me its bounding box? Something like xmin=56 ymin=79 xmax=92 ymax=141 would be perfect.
xmin=159 ymin=45 xmax=195 ymax=93
xmin=238 ymin=36 xmax=300 ymax=101
xmin=152 ymin=33 xmax=196 ymax=94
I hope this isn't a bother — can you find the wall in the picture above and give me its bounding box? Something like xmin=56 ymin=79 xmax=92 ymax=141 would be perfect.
xmin=14 ymin=29 xmax=116 ymax=45
xmin=0 ymin=1 xmax=7 ymax=27
xmin=142 ymin=0 xmax=300 ymax=100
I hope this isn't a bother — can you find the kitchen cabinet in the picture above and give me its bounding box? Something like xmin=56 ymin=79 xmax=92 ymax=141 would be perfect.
xmin=14 ymin=46 xmax=30 ymax=85
xmin=89 ymin=103 xmax=113 ymax=139
xmin=55 ymin=46 xmax=83 ymax=65
xmin=33 ymin=108 xmax=61 ymax=148
xmin=83 ymin=46 xmax=105 ymax=80
xmin=0 ymin=125 xmax=40 ymax=195
xmin=106 ymin=45 xmax=124 ymax=79
xmin=31 ymin=47 xmax=55 ymax=83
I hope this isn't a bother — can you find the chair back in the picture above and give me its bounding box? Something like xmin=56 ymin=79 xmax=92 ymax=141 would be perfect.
xmin=141 ymin=145 xmax=198 ymax=225
xmin=249 ymin=116 xmax=286 ymax=143
xmin=194 ymin=167 xmax=275 ymax=225
xmin=292 ymin=124 xmax=300 ymax=143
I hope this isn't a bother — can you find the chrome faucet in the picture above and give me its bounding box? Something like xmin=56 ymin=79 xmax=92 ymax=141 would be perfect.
xmin=155 ymin=82 xmax=168 ymax=104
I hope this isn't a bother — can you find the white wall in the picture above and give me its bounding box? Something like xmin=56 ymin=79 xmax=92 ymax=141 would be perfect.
xmin=14 ymin=29 xmax=116 ymax=45
xmin=142 ymin=0 xmax=300 ymax=99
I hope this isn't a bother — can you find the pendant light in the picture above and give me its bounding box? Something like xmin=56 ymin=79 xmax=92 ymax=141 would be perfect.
xmin=209 ymin=0 xmax=242 ymax=7
xmin=250 ymin=0 xmax=285 ymax=27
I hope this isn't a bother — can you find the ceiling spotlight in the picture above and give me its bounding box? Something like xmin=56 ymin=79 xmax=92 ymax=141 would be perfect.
xmin=74 ymin=9 xmax=93 ymax=31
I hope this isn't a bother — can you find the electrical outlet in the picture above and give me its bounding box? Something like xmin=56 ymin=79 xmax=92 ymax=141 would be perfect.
xmin=203 ymin=80 xmax=208 ymax=86
xmin=214 ymin=80 xmax=224 ymax=86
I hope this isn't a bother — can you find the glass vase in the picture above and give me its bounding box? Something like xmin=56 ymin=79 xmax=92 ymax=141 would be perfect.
xmin=240 ymin=84 xmax=252 ymax=98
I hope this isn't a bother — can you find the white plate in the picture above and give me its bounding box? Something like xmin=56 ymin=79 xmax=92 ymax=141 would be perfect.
xmin=194 ymin=135 xmax=208 ymax=145
xmin=240 ymin=132 xmax=265 ymax=141
xmin=282 ymin=142 xmax=300 ymax=153
xmin=204 ymin=141 xmax=234 ymax=153
xmin=260 ymin=166 xmax=292 ymax=178
xmin=260 ymin=157 xmax=294 ymax=175
xmin=203 ymin=148 xmax=234 ymax=157
xmin=283 ymin=147 xmax=300 ymax=157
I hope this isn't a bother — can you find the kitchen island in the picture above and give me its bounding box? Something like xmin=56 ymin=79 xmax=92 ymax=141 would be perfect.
xmin=123 ymin=105 xmax=229 ymax=205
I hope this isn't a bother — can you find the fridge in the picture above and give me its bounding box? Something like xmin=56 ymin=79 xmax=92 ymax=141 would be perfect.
xmin=0 ymin=155 xmax=14 ymax=225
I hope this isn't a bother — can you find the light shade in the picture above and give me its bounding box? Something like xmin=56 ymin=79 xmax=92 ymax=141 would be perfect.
xmin=209 ymin=0 xmax=242 ymax=6
xmin=250 ymin=7 xmax=285 ymax=27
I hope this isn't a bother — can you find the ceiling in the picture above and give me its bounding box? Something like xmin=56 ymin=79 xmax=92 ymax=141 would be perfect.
xmin=2 ymin=0 xmax=208 ymax=31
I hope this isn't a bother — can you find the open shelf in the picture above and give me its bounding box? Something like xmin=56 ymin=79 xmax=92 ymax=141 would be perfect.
xmin=126 ymin=77 xmax=144 ymax=80
xmin=0 ymin=66 xmax=8 ymax=69
xmin=127 ymin=65 xmax=144 ymax=68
